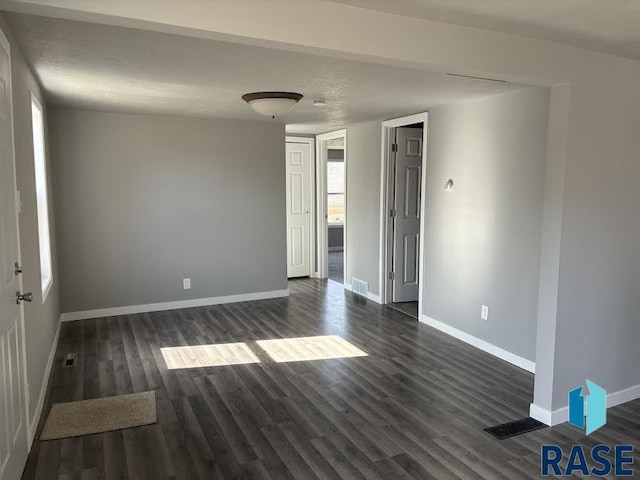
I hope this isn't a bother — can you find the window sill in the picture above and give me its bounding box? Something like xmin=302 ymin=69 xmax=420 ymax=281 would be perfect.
xmin=328 ymin=223 xmax=344 ymax=228
xmin=41 ymin=278 xmax=53 ymax=305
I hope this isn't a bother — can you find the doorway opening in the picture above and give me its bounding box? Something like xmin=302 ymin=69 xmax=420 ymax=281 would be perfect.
xmin=380 ymin=114 xmax=428 ymax=320
xmin=327 ymin=138 xmax=345 ymax=283
xmin=316 ymin=130 xmax=346 ymax=283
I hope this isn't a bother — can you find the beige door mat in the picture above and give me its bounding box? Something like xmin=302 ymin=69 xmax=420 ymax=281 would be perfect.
xmin=40 ymin=391 xmax=157 ymax=441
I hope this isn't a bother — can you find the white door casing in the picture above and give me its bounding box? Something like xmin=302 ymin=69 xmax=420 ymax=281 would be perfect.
xmin=0 ymin=28 xmax=29 ymax=480
xmin=392 ymin=127 xmax=423 ymax=302
xmin=285 ymin=141 xmax=312 ymax=277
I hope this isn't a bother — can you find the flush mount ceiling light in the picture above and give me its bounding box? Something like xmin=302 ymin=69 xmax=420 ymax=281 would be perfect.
xmin=242 ymin=92 xmax=303 ymax=118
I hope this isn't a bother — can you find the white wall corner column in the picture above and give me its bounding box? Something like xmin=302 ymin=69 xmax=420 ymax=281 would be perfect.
xmin=530 ymin=84 xmax=570 ymax=425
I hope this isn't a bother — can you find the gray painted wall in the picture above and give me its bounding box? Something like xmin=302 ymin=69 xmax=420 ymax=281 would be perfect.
xmin=345 ymin=121 xmax=382 ymax=293
xmin=328 ymin=149 xmax=344 ymax=161
xmin=49 ymin=110 xmax=287 ymax=313
xmin=424 ymin=87 xmax=550 ymax=362
xmin=328 ymin=225 xmax=343 ymax=249
xmin=342 ymin=87 xmax=549 ymax=360
xmin=1 ymin=15 xmax=61 ymax=425
xmin=549 ymin=77 xmax=640 ymax=409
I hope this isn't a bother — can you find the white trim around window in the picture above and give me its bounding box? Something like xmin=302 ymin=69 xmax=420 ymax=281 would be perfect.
xmin=30 ymin=93 xmax=53 ymax=303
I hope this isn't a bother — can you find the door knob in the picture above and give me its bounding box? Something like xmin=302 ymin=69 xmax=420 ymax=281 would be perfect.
xmin=16 ymin=291 xmax=33 ymax=304
xmin=14 ymin=262 xmax=22 ymax=275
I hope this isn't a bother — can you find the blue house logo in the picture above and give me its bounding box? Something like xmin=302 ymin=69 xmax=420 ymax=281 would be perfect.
xmin=568 ymin=379 xmax=606 ymax=435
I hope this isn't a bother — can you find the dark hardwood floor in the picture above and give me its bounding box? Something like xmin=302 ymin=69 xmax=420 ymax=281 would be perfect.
xmin=388 ymin=301 xmax=419 ymax=320
xmin=327 ymin=251 xmax=343 ymax=284
xmin=23 ymin=279 xmax=640 ymax=479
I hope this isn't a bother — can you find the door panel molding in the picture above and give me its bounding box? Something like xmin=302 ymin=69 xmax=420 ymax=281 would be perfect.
xmin=290 ymin=226 xmax=305 ymax=267
xmin=406 ymin=138 xmax=422 ymax=157
xmin=289 ymin=172 xmax=304 ymax=214
xmin=402 ymin=233 xmax=419 ymax=285
xmin=403 ymin=165 xmax=421 ymax=219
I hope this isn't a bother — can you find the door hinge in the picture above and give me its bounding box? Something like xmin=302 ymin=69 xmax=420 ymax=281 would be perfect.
xmin=389 ymin=209 xmax=396 ymax=218
xmin=389 ymin=271 xmax=396 ymax=280
xmin=391 ymin=143 xmax=398 ymax=153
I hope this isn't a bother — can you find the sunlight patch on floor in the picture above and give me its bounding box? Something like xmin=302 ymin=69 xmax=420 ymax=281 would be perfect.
xmin=161 ymin=342 xmax=260 ymax=369
xmin=256 ymin=335 xmax=367 ymax=363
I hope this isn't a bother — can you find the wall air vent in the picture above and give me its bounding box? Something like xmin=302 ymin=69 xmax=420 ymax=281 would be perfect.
xmin=352 ymin=278 xmax=369 ymax=298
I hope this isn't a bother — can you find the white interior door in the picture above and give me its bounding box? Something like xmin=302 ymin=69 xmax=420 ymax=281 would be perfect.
xmin=0 ymin=30 xmax=29 ymax=480
xmin=392 ymin=127 xmax=423 ymax=303
xmin=286 ymin=142 xmax=312 ymax=277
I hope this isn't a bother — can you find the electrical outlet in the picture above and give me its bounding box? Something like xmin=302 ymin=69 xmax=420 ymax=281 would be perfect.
xmin=183 ymin=278 xmax=191 ymax=290
xmin=481 ymin=305 xmax=489 ymax=321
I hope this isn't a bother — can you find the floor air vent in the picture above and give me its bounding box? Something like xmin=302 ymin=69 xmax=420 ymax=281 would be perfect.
xmin=484 ymin=417 xmax=546 ymax=440
xmin=63 ymin=353 xmax=77 ymax=368
xmin=351 ymin=278 xmax=368 ymax=298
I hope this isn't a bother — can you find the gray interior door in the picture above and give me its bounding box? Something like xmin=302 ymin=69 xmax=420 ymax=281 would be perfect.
xmin=392 ymin=126 xmax=423 ymax=303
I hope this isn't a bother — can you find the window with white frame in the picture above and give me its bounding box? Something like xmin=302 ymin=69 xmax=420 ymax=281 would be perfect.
xmin=327 ymin=156 xmax=345 ymax=224
xmin=31 ymin=96 xmax=53 ymax=298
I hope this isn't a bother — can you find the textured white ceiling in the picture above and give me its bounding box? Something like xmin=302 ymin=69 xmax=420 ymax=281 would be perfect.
xmin=3 ymin=13 xmax=525 ymax=134
xmin=327 ymin=0 xmax=640 ymax=61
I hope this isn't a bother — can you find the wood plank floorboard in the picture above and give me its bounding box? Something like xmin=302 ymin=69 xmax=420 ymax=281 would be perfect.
xmin=22 ymin=278 xmax=640 ymax=479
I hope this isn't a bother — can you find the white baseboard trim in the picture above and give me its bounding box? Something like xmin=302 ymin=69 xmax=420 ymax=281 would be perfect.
xmin=60 ymin=289 xmax=290 ymax=322
xmin=419 ymin=314 xmax=536 ymax=374
xmin=529 ymin=403 xmax=567 ymax=426
xmin=530 ymin=382 xmax=640 ymax=426
xmin=328 ymin=246 xmax=344 ymax=252
xmin=607 ymin=382 xmax=640 ymax=408
xmin=343 ymin=283 xmax=382 ymax=304
xmin=27 ymin=315 xmax=61 ymax=447
xmin=367 ymin=292 xmax=382 ymax=304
